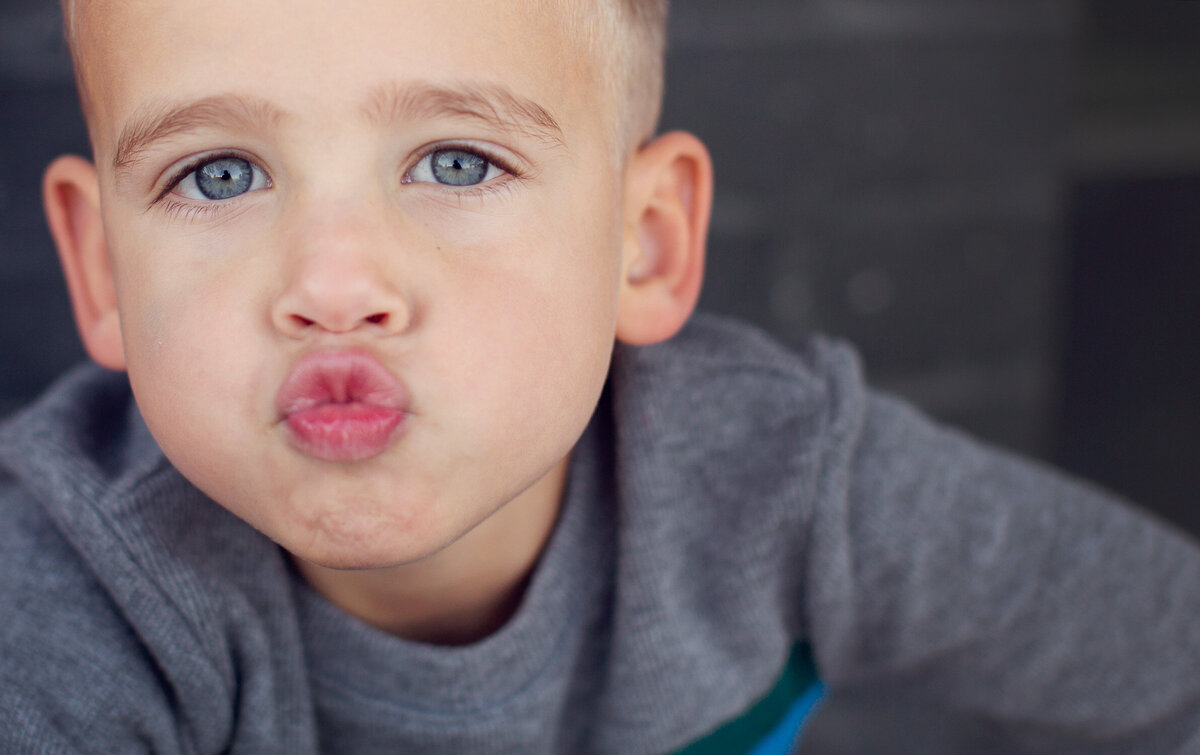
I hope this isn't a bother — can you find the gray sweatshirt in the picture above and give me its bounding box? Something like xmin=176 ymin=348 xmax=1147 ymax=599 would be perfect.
xmin=2 ymin=314 xmax=1199 ymax=753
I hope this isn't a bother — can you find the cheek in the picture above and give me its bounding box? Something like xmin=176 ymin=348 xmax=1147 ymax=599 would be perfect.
xmin=113 ymin=240 xmax=269 ymax=459
xmin=114 ymin=219 xmax=266 ymax=366
xmin=439 ymin=208 xmax=623 ymax=448
xmin=123 ymin=272 xmax=250 ymax=383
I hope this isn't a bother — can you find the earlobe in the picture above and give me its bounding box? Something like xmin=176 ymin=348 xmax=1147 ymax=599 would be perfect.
xmin=615 ymin=131 xmax=713 ymax=346
xmin=43 ymin=155 xmax=126 ymax=371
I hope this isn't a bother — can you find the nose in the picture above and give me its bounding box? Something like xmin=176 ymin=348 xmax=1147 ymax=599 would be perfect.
xmin=271 ymin=213 xmax=413 ymax=339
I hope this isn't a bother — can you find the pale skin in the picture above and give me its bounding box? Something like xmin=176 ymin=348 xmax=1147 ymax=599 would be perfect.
xmin=45 ymin=0 xmax=713 ymax=644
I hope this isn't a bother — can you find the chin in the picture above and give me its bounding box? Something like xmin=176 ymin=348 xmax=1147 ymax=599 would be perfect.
xmin=264 ymin=487 xmax=453 ymax=567
xmin=295 ymin=551 xmax=404 ymax=572
xmin=288 ymin=541 xmax=439 ymax=572
xmin=280 ymin=517 xmax=453 ymax=572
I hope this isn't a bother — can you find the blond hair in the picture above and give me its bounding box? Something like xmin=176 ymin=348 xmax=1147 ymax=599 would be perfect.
xmin=564 ymin=0 xmax=669 ymax=153
xmin=60 ymin=0 xmax=668 ymax=156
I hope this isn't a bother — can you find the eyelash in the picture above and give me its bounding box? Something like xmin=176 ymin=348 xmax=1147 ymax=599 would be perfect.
xmin=152 ymin=142 xmax=526 ymax=219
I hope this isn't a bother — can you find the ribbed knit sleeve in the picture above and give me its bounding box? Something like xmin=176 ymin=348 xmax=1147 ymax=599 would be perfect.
xmin=805 ymin=388 xmax=1200 ymax=752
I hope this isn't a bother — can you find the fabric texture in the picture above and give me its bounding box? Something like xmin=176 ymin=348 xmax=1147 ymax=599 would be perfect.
xmin=2 ymin=313 xmax=1199 ymax=753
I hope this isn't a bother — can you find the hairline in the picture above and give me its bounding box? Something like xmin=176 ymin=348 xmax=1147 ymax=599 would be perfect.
xmin=61 ymin=0 xmax=668 ymax=159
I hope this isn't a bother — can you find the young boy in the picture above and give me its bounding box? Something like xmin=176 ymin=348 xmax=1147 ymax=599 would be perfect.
xmin=2 ymin=0 xmax=1198 ymax=752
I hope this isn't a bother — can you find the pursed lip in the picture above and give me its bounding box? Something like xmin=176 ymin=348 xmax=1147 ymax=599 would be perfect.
xmin=275 ymin=348 xmax=410 ymax=462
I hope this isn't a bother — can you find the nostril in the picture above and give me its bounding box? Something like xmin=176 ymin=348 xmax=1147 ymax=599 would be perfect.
xmin=279 ymin=309 xmax=398 ymax=334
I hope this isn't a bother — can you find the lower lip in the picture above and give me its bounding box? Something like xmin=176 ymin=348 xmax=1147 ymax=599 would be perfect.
xmin=285 ymin=403 xmax=407 ymax=462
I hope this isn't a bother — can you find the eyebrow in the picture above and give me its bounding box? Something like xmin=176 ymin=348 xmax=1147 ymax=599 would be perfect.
xmin=113 ymin=94 xmax=287 ymax=175
xmin=112 ymin=81 xmax=566 ymax=180
xmin=362 ymin=81 xmax=566 ymax=149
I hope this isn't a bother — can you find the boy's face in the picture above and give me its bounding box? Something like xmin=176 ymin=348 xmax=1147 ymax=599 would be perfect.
xmin=77 ymin=0 xmax=631 ymax=568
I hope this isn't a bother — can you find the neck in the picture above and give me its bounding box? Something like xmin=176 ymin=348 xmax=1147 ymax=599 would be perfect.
xmin=292 ymin=457 xmax=568 ymax=645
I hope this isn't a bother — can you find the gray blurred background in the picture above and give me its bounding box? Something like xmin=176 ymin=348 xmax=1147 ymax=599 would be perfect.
xmin=1 ymin=1 xmax=1197 ymax=751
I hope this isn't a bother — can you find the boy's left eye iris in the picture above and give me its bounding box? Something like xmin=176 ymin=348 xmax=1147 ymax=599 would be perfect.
xmin=430 ymin=149 xmax=491 ymax=186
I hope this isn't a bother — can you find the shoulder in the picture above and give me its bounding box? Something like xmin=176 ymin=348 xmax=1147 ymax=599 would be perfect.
xmin=0 ymin=367 xmax=212 ymax=752
xmin=0 ymin=365 xmax=146 ymax=653
xmin=609 ymin=313 xmax=869 ymax=504
xmin=589 ymin=316 xmax=855 ymax=742
xmin=615 ymin=311 xmax=864 ymax=393
xmin=603 ymin=313 xmax=877 ymax=610
xmin=0 ymin=473 xmax=183 ymax=752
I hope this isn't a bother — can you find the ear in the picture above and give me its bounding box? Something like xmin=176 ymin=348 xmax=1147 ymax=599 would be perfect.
xmin=43 ymin=155 xmax=126 ymax=370
xmin=615 ymin=130 xmax=714 ymax=346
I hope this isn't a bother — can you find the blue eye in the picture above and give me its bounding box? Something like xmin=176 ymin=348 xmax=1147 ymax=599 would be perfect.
xmin=431 ymin=150 xmax=489 ymax=186
xmin=196 ymin=158 xmax=253 ymax=199
xmin=174 ymin=155 xmax=269 ymax=201
xmin=408 ymin=147 xmax=505 ymax=187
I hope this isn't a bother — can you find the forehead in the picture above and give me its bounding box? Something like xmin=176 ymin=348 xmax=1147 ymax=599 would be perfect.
xmin=76 ymin=0 xmax=600 ymax=156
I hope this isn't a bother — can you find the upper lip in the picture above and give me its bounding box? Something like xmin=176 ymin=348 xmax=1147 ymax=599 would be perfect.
xmin=274 ymin=348 xmax=410 ymax=418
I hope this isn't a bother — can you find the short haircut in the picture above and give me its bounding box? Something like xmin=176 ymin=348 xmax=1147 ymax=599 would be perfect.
xmin=60 ymin=0 xmax=669 ymax=158
xmin=563 ymin=0 xmax=670 ymax=153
